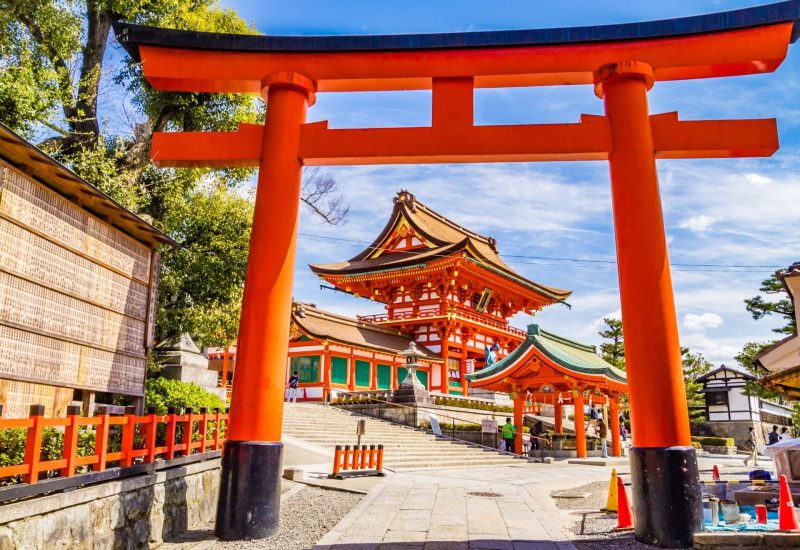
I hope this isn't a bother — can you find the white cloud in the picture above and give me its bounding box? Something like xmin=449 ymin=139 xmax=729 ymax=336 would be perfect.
xmin=681 ymin=333 xmax=741 ymax=365
xmin=678 ymin=214 xmax=717 ymax=233
xmin=743 ymin=173 xmax=772 ymax=186
xmin=683 ymin=312 xmax=724 ymax=331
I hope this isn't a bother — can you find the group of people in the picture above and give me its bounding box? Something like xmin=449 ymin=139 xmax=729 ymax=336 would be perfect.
xmin=743 ymin=424 xmax=792 ymax=467
xmin=500 ymin=406 xmax=627 ymax=459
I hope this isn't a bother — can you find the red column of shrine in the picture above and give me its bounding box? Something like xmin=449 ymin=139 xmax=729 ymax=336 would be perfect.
xmin=597 ymin=60 xmax=702 ymax=543
xmin=513 ymin=393 xmax=524 ymax=455
xmin=609 ymin=395 xmax=622 ymax=458
xmin=215 ymin=73 xmax=315 ymax=541
xmin=573 ymin=391 xmax=586 ymax=459
xmin=554 ymin=403 xmax=563 ymax=434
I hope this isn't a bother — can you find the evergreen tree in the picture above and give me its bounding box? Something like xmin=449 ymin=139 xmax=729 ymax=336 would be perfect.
xmin=681 ymin=348 xmax=712 ymax=425
xmin=598 ymin=317 xmax=625 ymax=370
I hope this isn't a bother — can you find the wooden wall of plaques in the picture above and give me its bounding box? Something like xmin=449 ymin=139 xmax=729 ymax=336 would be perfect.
xmin=0 ymin=160 xmax=158 ymax=414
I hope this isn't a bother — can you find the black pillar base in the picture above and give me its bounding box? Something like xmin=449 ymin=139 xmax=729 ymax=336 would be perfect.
xmin=214 ymin=441 xmax=283 ymax=541
xmin=629 ymin=446 xmax=703 ymax=549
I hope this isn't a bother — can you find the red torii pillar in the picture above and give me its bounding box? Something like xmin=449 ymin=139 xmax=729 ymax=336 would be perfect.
xmin=213 ymin=73 xmax=315 ymax=540
xmin=597 ymin=61 xmax=700 ymax=538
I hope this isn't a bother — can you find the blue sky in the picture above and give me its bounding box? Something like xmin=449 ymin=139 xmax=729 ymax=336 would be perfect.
xmin=214 ymin=0 xmax=799 ymax=365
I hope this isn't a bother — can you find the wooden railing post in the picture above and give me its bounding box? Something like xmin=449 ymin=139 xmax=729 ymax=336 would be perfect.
xmin=23 ymin=405 xmax=45 ymax=484
xmin=144 ymin=406 xmax=157 ymax=464
xmin=376 ymin=444 xmax=384 ymax=472
xmin=199 ymin=407 xmax=208 ymax=453
xmin=213 ymin=408 xmax=221 ymax=450
xmin=343 ymin=445 xmax=351 ymax=471
xmin=332 ymin=445 xmax=342 ymax=475
xmin=165 ymin=407 xmax=177 ymax=460
xmin=60 ymin=405 xmax=82 ymax=477
xmin=368 ymin=444 xmax=375 ymax=469
xmin=94 ymin=406 xmax=110 ymax=472
xmin=120 ymin=406 xmax=136 ymax=467
xmin=183 ymin=407 xmax=193 ymax=456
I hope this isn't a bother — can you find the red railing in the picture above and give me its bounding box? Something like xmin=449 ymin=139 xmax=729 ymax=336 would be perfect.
xmin=0 ymin=404 xmax=228 ymax=485
xmin=359 ymin=309 xmax=528 ymax=338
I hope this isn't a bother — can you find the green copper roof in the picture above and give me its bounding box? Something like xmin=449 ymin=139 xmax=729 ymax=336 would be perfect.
xmin=465 ymin=324 xmax=627 ymax=384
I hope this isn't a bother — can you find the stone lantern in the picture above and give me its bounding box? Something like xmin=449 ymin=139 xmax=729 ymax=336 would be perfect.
xmin=392 ymin=341 xmax=433 ymax=405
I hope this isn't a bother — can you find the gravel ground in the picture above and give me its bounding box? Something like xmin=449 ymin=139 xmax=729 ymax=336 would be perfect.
xmin=553 ymin=481 xmax=681 ymax=550
xmin=162 ymin=485 xmax=362 ymax=549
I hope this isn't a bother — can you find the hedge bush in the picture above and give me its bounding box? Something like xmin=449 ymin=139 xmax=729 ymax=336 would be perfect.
xmin=691 ymin=436 xmax=735 ymax=447
xmin=144 ymin=378 xmax=226 ymax=415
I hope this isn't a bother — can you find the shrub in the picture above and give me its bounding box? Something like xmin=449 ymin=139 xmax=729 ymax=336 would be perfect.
xmin=0 ymin=427 xmax=99 ymax=485
xmin=691 ymin=442 xmax=702 ymax=450
xmin=144 ymin=378 xmax=226 ymax=415
xmin=691 ymin=436 xmax=734 ymax=447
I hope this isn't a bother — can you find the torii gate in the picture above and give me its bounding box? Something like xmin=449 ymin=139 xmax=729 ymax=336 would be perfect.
xmin=114 ymin=2 xmax=799 ymax=547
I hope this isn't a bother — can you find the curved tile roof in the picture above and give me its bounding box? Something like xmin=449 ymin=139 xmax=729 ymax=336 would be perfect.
xmin=291 ymin=302 xmax=442 ymax=360
xmin=310 ymin=190 xmax=571 ymax=302
xmin=466 ymin=324 xmax=626 ymax=385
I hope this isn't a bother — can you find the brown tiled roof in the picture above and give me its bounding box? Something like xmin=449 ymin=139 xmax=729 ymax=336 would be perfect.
xmin=0 ymin=121 xmax=175 ymax=248
xmin=291 ymin=302 xmax=442 ymax=360
xmin=310 ymin=190 xmax=571 ymax=301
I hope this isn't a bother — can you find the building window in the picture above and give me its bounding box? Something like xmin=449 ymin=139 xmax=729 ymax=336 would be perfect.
xmin=377 ymin=364 xmax=391 ymax=389
xmin=448 ymin=357 xmax=461 ymax=380
xmin=331 ymin=356 xmax=348 ymax=385
xmin=705 ymin=391 xmax=728 ymax=406
xmin=355 ymin=360 xmax=371 ymax=387
xmin=291 ymin=355 xmax=320 ymax=383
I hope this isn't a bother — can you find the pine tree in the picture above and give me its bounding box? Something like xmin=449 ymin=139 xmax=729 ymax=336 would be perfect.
xmin=598 ymin=317 xmax=625 ymax=370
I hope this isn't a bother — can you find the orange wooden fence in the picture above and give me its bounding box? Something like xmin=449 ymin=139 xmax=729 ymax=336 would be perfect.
xmin=0 ymin=404 xmax=228 ymax=485
xmin=331 ymin=444 xmax=384 ymax=477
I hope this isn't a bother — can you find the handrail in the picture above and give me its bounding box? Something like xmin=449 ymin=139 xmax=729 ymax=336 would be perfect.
xmin=332 ymin=391 xmax=552 ymax=460
xmin=0 ymin=404 xmax=229 ymax=486
xmin=359 ymin=309 xmax=528 ymax=338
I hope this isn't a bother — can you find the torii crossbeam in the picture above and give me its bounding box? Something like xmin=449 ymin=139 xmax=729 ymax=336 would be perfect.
xmin=114 ymin=2 xmax=800 ymax=547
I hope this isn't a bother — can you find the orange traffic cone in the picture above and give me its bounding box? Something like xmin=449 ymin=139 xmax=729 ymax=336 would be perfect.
xmin=712 ymin=465 xmax=720 ymax=481
xmin=778 ymin=474 xmax=800 ymax=530
xmin=616 ymin=475 xmax=634 ymax=529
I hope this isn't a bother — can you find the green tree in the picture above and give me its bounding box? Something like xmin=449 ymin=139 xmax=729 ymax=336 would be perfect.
xmin=598 ymin=317 xmax=625 ymax=370
xmin=0 ymin=1 xmax=348 ymax=345
xmin=744 ymin=272 xmax=796 ymax=335
xmin=682 ymin=347 xmax=712 ymax=425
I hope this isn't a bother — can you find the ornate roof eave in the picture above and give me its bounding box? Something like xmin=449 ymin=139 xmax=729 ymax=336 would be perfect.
xmin=291 ymin=304 xmax=444 ymax=362
xmin=466 ymin=324 xmax=627 ymax=390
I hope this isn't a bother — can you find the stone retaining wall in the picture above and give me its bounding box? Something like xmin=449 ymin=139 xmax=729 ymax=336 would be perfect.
xmin=0 ymin=458 xmax=220 ymax=549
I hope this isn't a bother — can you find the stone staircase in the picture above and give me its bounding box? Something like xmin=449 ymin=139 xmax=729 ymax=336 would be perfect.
xmin=281 ymin=403 xmax=527 ymax=471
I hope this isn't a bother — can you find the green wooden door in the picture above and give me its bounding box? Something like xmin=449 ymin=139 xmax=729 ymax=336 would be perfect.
xmin=396 ymin=367 xmax=407 ymax=387
xmin=377 ymin=364 xmax=391 ymax=389
xmin=331 ymin=356 xmax=348 ymax=385
xmin=355 ymin=360 xmax=371 ymax=388
xmin=418 ymin=370 xmax=429 ymax=389
xmin=291 ymin=355 xmax=319 ymax=382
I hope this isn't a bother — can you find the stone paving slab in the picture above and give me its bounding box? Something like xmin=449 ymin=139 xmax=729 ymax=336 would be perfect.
xmin=313 ymin=464 xmax=578 ymax=550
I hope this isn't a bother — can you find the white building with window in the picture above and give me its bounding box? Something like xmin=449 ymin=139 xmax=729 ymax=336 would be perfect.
xmin=695 ymin=364 xmax=793 ymax=448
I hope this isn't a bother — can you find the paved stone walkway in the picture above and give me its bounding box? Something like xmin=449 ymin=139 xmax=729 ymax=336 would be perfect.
xmin=315 ymin=464 xmax=589 ymax=550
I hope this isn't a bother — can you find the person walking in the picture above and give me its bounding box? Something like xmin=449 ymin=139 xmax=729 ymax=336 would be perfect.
xmin=531 ymin=421 xmax=544 ymax=451
xmin=619 ymin=413 xmax=628 ymax=442
xmin=287 ymin=371 xmax=300 ymax=403
xmin=780 ymin=427 xmax=790 ymax=441
xmin=502 ymin=417 xmax=516 ymax=454
xmin=768 ymin=425 xmax=780 ymax=445
xmin=743 ymin=426 xmax=759 ymax=467
xmin=598 ymin=418 xmax=609 ymax=458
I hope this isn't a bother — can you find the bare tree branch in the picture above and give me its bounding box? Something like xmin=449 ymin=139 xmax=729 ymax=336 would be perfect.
xmin=301 ymin=167 xmax=349 ymax=225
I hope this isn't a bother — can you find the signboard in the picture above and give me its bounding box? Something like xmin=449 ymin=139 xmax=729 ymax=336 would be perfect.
xmin=429 ymin=412 xmax=442 ymax=436
xmin=481 ymin=419 xmax=498 ymax=433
